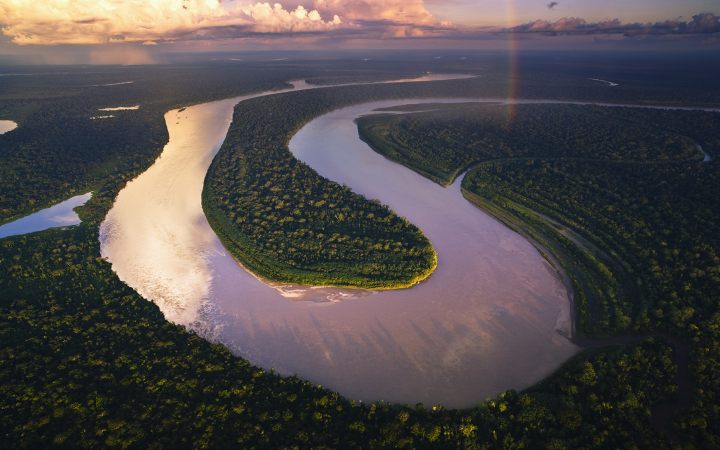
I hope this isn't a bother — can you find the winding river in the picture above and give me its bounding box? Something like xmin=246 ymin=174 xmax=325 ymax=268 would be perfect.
xmin=99 ymin=77 xmax=714 ymax=408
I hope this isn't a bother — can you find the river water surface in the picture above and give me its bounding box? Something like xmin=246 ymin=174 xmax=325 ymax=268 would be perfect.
xmin=0 ymin=193 xmax=91 ymax=239
xmin=0 ymin=120 xmax=17 ymax=134
xmin=98 ymin=77 xmax=588 ymax=407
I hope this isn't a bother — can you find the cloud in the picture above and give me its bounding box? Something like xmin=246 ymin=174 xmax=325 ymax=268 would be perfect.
xmin=0 ymin=0 xmax=715 ymax=47
xmin=509 ymin=12 xmax=720 ymax=36
xmin=0 ymin=0 xmax=236 ymax=44
xmin=240 ymin=3 xmax=342 ymax=33
xmin=0 ymin=0 xmax=449 ymax=45
xmin=313 ymin=0 xmax=435 ymax=25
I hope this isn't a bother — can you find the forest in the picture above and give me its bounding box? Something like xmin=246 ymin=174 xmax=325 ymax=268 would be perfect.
xmin=359 ymin=101 xmax=720 ymax=447
xmin=2 ymin=53 xmax=720 ymax=448
xmin=357 ymin=103 xmax=701 ymax=185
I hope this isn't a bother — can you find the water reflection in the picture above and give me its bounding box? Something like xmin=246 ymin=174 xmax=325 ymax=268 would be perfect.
xmin=99 ymin=80 xmax=578 ymax=408
xmin=0 ymin=193 xmax=91 ymax=239
xmin=0 ymin=120 xmax=17 ymax=134
xmin=275 ymin=99 xmax=577 ymax=406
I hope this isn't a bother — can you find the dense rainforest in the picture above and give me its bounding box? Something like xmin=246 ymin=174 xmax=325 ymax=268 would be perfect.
xmin=463 ymin=157 xmax=720 ymax=447
xmin=357 ymin=103 xmax=701 ymax=185
xmin=359 ymin=101 xmax=720 ymax=447
xmin=2 ymin=52 xmax=720 ymax=448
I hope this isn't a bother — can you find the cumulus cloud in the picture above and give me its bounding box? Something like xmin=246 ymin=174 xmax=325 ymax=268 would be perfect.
xmin=311 ymin=0 xmax=446 ymax=38
xmin=0 ymin=0 xmax=345 ymax=44
xmin=509 ymin=12 xmax=720 ymax=36
xmin=240 ymin=3 xmax=341 ymax=33
xmin=0 ymin=0 xmax=451 ymax=45
xmin=313 ymin=0 xmax=434 ymax=25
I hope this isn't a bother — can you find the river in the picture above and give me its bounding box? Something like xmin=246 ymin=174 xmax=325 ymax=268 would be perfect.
xmin=98 ymin=77 xmax=712 ymax=408
xmin=99 ymin=76 xmax=579 ymax=408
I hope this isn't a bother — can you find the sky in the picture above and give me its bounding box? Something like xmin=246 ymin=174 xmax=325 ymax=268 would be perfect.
xmin=0 ymin=0 xmax=718 ymax=63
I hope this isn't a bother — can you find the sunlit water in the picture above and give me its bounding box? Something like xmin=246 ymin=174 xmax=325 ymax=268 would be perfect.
xmin=0 ymin=120 xmax=17 ymax=134
xmin=0 ymin=193 xmax=91 ymax=239
xmin=98 ymin=77 xmax=621 ymax=408
xmin=98 ymin=105 xmax=140 ymax=111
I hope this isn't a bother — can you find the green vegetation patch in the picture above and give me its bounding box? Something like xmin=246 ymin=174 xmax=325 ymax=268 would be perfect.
xmin=357 ymin=103 xmax=700 ymax=185
xmin=464 ymin=158 xmax=720 ymax=445
xmin=203 ymin=89 xmax=445 ymax=289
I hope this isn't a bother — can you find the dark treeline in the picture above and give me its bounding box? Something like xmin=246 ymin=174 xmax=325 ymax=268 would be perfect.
xmin=357 ymin=103 xmax=699 ymax=185
xmin=465 ymin=158 xmax=720 ymax=447
xmin=581 ymin=105 xmax=720 ymax=158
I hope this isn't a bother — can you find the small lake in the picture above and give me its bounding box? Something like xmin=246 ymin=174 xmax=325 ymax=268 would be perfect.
xmin=0 ymin=120 xmax=17 ymax=134
xmin=0 ymin=193 xmax=92 ymax=239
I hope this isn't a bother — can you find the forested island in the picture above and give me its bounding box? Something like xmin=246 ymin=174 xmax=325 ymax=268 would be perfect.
xmin=1 ymin=53 xmax=720 ymax=448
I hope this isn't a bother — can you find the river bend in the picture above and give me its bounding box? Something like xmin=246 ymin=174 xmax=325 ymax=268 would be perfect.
xmin=100 ymin=78 xmax=586 ymax=408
